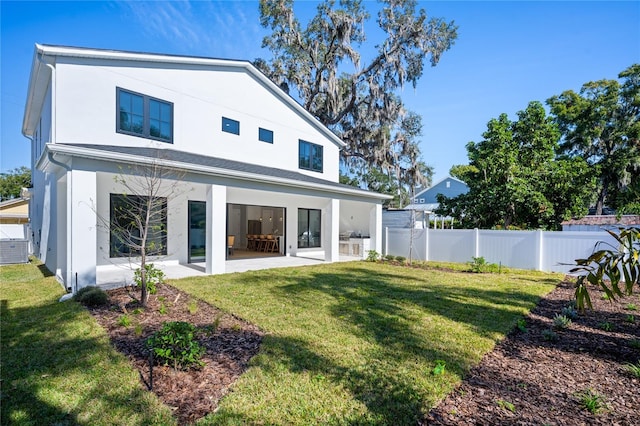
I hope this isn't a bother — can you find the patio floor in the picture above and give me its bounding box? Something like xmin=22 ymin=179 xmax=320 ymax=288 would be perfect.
xmin=96 ymin=254 xmax=360 ymax=289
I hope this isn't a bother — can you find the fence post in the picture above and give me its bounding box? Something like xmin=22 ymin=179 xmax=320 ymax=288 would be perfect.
xmin=384 ymin=226 xmax=388 ymax=256
xmin=425 ymin=227 xmax=430 ymax=261
xmin=474 ymin=228 xmax=480 ymax=258
xmin=536 ymin=229 xmax=543 ymax=271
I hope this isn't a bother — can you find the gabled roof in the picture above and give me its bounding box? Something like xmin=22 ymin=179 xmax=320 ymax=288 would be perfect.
xmin=22 ymin=44 xmax=346 ymax=149
xmin=40 ymin=144 xmax=392 ymax=201
xmin=414 ymin=176 xmax=467 ymax=198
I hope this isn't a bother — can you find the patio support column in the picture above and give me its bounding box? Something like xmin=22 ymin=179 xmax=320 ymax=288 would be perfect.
xmin=67 ymin=169 xmax=97 ymax=291
xmin=370 ymin=203 xmax=383 ymax=255
xmin=324 ymin=198 xmax=339 ymax=262
xmin=205 ymin=184 xmax=226 ymax=274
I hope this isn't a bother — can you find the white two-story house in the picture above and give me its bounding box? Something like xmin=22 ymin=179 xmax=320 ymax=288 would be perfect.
xmin=22 ymin=44 xmax=390 ymax=291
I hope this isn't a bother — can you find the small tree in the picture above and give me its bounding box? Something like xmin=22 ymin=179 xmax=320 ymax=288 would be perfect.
xmin=101 ymin=159 xmax=185 ymax=306
xmin=570 ymin=226 xmax=640 ymax=311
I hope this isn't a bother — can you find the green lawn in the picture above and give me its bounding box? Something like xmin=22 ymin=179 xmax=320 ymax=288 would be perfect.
xmin=0 ymin=262 xmax=174 ymax=426
xmin=1 ymin=260 xmax=560 ymax=425
xmin=171 ymin=261 xmax=560 ymax=425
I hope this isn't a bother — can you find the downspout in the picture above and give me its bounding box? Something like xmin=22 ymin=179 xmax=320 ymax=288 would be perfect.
xmin=48 ymin=150 xmax=73 ymax=295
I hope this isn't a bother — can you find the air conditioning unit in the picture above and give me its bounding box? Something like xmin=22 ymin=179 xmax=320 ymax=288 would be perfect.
xmin=0 ymin=239 xmax=29 ymax=264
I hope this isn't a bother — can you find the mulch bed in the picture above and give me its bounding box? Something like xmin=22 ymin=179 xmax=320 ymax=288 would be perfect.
xmin=87 ymin=279 xmax=639 ymax=425
xmin=87 ymin=284 xmax=263 ymax=425
xmin=426 ymin=280 xmax=640 ymax=425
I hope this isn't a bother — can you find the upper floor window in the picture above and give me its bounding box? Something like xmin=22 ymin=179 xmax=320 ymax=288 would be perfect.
xmin=117 ymin=88 xmax=173 ymax=143
xmin=259 ymin=127 xmax=274 ymax=144
xmin=299 ymin=140 xmax=323 ymax=172
xmin=222 ymin=117 xmax=240 ymax=135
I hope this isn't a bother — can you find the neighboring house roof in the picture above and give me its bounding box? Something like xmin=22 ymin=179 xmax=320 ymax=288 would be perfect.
xmin=41 ymin=144 xmax=392 ymax=201
xmin=561 ymin=215 xmax=640 ymax=226
xmin=404 ymin=176 xmax=468 ymax=211
xmin=23 ymin=44 xmax=346 ymax=149
xmin=0 ymin=197 xmax=29 ymax=224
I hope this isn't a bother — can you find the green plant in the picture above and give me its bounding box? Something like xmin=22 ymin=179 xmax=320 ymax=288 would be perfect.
xmin=561 ymin=305 xmax=578 ymax=320
xmin=134 ymin=323 xmax=143 ymax=336
xmin=496 ymin=399 xmax=515 ymax=412
xmin=625 ymin=303 xmax=638 ymax=311
xmin=74 ymin=286 xmax=109 ymax=307
xmin=570 ymin=226 xmax=640 ymax=311
xmin=133 ymin=263 xmax=165 ymax=295
xmin=624 ymin=361 xmax=640 ymax=378
xmin=132 ymin=308 xmax=143 ymax=315
xmin=598 ymin=321 xmax=614 ymax=332
xmin=626 ymin=314 xmax=636 ymax=323
xmin=147 ymin=321 xmax=205 ymax=370
xmin=542 ymin=329 xmax=559 ymax=342
xmin=576 ymin=388 xmax=607 ymax=414
xmin=394 ymin=256 xmax=406 ymax=263
xmin=158 ymin=302 xmax=168 ymax=315
xmin=629 ymin=339 xmax=640 ymax=349
xmin=384 ymin=254 xmax=395 ymax=262
xmin=366 ymin=250 xmax=380 ymax=262
xmin=117 ymin=314 xmax=131 ymax=328
xmin=187 ymin=299 xmax=198 ymax=315
xmin=432 ymin=360 xmax=446 ymax=375
xmin=553 ymin=314 xmax=571 ymax=329
xmin=468 ymin=256 xmax=487 ymax=273
xmin=516 ymin=318 xmax=527 ymax=333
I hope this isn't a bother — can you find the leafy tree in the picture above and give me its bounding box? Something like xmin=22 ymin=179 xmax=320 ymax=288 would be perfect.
xmin=0 ymin=166 xmax=31 ymax=201
xmin=437 ymin=102 xmax=595 ymax=230
xmin=547 ymin=64 xmax=640 ymax=215
xmin=255 ymin=0 xmax=455 ymax=191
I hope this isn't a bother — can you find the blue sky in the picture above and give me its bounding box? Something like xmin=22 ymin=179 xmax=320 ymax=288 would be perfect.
xmin=1 ymin=1 xmax=639 ymax=183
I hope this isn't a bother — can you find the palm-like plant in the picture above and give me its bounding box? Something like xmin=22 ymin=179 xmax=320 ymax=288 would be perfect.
xmin=570 ymin=226 xmax=640 ymax=310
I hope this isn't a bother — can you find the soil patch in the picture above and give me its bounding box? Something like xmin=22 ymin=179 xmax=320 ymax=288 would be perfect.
xmin=426 ymin=280 xmax=640 ymax=425
xmin=88 ymin=284 xmax=263 ymax=425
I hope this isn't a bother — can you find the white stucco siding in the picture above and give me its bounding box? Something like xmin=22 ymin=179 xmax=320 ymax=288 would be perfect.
xmin=53 ymin=59 xmax=340 ymax=181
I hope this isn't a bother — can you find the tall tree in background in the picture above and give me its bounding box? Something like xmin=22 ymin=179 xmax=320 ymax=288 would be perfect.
xmin=547 ymin=64 xmax=640 ymax=215
xmin=255 ymin=0 xmax=456 ymax=194
xmin=437 ymin=102 xmax=595 ymax=230
xmin=0 ymin=166 xmax=31 ymax=201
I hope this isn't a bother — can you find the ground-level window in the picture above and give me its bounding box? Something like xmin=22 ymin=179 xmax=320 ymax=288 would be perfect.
xmin=110 ymin=194 xmax=167 ymax=258
xmin=298 ymin=208 xmax=321 ymax=248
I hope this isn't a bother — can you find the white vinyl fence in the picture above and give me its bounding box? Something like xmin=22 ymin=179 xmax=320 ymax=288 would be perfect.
xmin=383 ymin=228 xmax=619 ymax=273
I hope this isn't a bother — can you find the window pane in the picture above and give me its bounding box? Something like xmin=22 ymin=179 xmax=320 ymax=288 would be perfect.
xmin=299 ymin=140 xmax=310 ymax=169
xmin=259 ymin=128 xmax=274 ymax=143
xmin=117 ymin=88 xmax=172 ymax=142
xmin=311 ymin=144 xmax=323 ymax=172
xmin=150 ymin=120 xmax=160 ymax=138
xmin=222 ymin=117 xmax=240 ymax=135
xmin=149 ymin=99 xmax=161 ymax=120
xmin=110 ymin=194 xmax=167 ymax=257
xmin=298 ymin=209 xmax=309 ymax=248
xmin=159 ymin=122 xmax=171 ymax=140
xmin=132 ymin=95 xmax=143 ymax=115
xmin=309 ymin=209 xmax=321 ymax=247
xmin=131 ymin=114 xmax=144 ymax=134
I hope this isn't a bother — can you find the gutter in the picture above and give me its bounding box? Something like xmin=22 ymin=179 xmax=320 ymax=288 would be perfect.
xmin=47 ymin=144 xmax=392 ymax=201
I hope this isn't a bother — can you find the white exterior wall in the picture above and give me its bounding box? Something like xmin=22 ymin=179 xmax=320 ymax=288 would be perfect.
xmin=53 ymin=59 xmax=340 ymax=181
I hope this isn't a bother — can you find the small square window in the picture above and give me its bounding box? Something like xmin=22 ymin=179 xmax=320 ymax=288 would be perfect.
xmin=259 ymin=127 xmax=274 ymax=143
xmin=222 ymin=117 xmax=240 ymax=135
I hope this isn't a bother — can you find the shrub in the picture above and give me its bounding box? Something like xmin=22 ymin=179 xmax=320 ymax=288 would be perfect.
xmin=561 ymin=305 xmax=578 ymax=320
xmin=394 ymin=256 xmax=406 ymax=263
xmin=468 ymin=256 xmax=499 ymax=273
xmin=553 ymin=314 xmax=571 ymax=329
xmin=117 ymin=314 xmax=131 ymax=327
xmin=366 ymin=250 xmax=380 ymax=262
xmin=542 ymin=329 xmax=559 ymax=342
xmin=384 ymin=254 xmax=395 ymax=262
xmin=74 ymin=286 xmax=108 ymax=307
xmin=133 ymin=263 xmax=165 ymax=294
xmin=147 ymin=321 xmax=205 ymax=370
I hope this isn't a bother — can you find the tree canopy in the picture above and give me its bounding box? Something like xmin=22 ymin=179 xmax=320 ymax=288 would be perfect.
xmin=547 ymin=64 xmax=640 ymax=215
xmin=0 ymin=167 xmax=31 ymax=201
xmin=437 ymin=102 xmax=595 ymax=230
xmin=255 ymin=0 xmax=457 ymax=198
